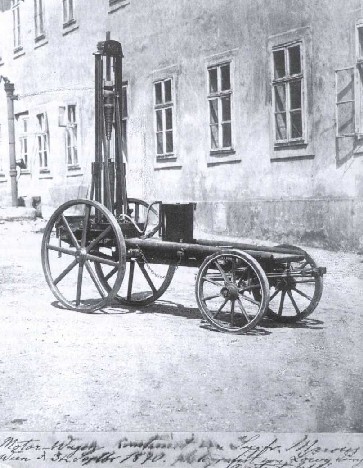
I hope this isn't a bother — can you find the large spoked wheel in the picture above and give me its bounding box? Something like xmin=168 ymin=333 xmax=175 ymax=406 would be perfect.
xmin=265 ymin=245 xmax=323 ymax=323
xmin=41 ymin=199 xmax=126 ymax=312
xmin=195 ymin=250 xmax=269 ymax=334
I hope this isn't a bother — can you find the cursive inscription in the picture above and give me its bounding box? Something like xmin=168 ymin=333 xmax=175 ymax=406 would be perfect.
xmin=0 ymin=432 xmax=361 ymax=467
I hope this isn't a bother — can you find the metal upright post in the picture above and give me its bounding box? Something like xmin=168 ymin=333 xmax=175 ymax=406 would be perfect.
xmin=4 ymin=81 xmax=18 ymax=207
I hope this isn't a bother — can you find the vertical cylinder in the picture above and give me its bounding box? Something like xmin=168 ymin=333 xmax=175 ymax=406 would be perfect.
xmin=4 ymin=81 xmax=18 ymax=207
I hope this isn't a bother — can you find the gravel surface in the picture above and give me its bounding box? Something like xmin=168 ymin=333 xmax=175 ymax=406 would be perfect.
xmin=0 ymin=220 xmax=362 ymax=433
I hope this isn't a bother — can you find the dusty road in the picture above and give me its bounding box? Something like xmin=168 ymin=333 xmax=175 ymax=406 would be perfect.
xmin=0 ymin=220 xmax=362 ymax=433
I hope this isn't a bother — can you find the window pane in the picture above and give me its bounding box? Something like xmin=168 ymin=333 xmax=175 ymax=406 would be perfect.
xmin=273 ymin=50 xmax=285 ymax=78
xmin=23 ymin=119 xmax=27 ymax=132
xmin=69 ymin=0 xmax=73 ymax=20
xmin=155 ymin=82 xmax=162 ymax=104
xmin=209 ymin=99 xmax=218 ymax=124
xmin=337 ymin=102 xmax=355 ymax=135
xmin=165 ymin=107 xmax=173 ymax=130
xmin=221 ymin=96 xmax=231 ymax=121
xmin=164 ymin=79 xmax=172 ymax=102
xmin=289 ymin=45 xmax=301 ymax=75
xmin=210 ymin=125 xmax=219 ymax=149
xmin=67 ymin=148 xmax=72 ymax=165
xmin=275 ymin=113 xmax=287 ymax=140
xmin=156 ymin=110 xmax=163 ymax=131
xmin=73 ymin=147 xmax=78 ymax=165
xmin=63 ymin=0 xmax=67 ymax=21
xmin=274 ymin=84 xmax=286 ymax=112
xmin=44 ymin=151 xmax=47 ymax=167
xmin=290 ymin=80 xmax=301 ymax=110
xmin=222 ymin=123 xmax=231 ymax=147
xmin=166 ymin=131 xmax=173 ymax=153
xmin=24 ymin=139 xmax=27 ymax=153
xmin=336 ymin=68 xmax=354 ymax=102
xmin=38 ymin=135 xmax=42 ymax=151
xmin=290 ymin=111 xmax=303 ymax=138
xmin=221 ymin=64 xmax=230 ymax=91
xmin=209 ymin=68 xmax=218 ymax=93
xmin=156 ymin=133 xmax=163 ymax=154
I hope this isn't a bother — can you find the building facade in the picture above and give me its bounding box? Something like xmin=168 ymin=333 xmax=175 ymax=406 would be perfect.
xmin=0 ymin=0 xmax=362 ymax=249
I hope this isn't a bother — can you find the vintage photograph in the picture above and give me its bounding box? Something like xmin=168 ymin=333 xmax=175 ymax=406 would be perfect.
xmin=0 ymin=0 xmax=362 ymax=466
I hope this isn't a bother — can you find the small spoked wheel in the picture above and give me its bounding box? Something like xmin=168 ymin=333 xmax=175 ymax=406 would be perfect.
xmin=127 ymin=198 xmax=161 ymax=239
xmin=195 ymin=250 xmax=269 ymax=334
xmin=41 ymin=199 xmax=126 ymax=312
xmin=265 ymin=245 xmax=323 ymax=323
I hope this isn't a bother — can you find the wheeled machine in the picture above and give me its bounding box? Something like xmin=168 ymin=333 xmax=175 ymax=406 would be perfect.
xmin=41 ymin=39 xmax=326 ymax=334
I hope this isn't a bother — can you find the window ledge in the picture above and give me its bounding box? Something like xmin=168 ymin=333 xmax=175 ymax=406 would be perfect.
xmin=154 ymin=155 xmax=182 ymax=170
xmin=207 ymin=149 xmax=240 ymax=166
xmin=34 ymin=37 xmax=48 ymax=50
xmin=35 ymin=33 xmax=46 ymax=43
xmin=67 ymin=165 xmax=82 ymax=177
xmin=0 ymin=60 xmax=4 ymax=67
xmin=108 ymin=0 xmax=130 ymax=14
xmin=271 ymin=154 xmax=315 ymax=162
xmin=39 ymin=169 xmax=52 ymax=179
xmin=20 ymin=169 xmax=31 ymax=175
xmin=0 ymin=173 xmax=7 ymax=182
xmin=13 ymin=47 xmax=25 ymax=59
xmin=209 ymin=148 xmax=236 ymax=156
xmin=274 ymin=140 xmax=307 ymax=151
xmin=63 ymin=20 xmax=79 ymax=36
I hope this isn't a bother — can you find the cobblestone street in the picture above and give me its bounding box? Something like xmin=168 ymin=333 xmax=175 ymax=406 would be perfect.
xmin=0 ymin=220 xmax=362 ymax=433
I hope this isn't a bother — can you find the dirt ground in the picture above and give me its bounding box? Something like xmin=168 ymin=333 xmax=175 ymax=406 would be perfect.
xmin=0 ymin=219 xmax=362 ymax=433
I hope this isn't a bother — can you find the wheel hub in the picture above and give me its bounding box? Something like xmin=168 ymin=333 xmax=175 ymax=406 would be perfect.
xmin=75 ymin=248 xmax=87 ymax=264
xmin=221 ymin=283 xmax=239 ymax=301
xmin=277 ymin=276 xmax=296 ymax=291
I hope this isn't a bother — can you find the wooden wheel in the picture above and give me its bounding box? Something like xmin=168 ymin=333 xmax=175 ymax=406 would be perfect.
xmin=264 ymin=245 xmax=323 ymax=323
xmin=127 ymin=198 xmax=161 ymax=238
xmin=195 ymin=250 xmax=269 ymax=334
xmin=41 ymin=199 xmax=126 ymax=312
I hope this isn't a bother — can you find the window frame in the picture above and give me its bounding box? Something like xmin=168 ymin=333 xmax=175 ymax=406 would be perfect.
xmin=63 ymin=0 xmax=75 ymax=26
xmin=37 ymin=113 xmax=49 ymax=172
xmin=34 ymin=0 xmax=45 ymax=40
xmin=0 ymin=123 xmax=4 ymax=175
xmin=272 ymin=40 xmax=305 ymax=146
xmin=153 ymin=77 xmax=175 ymax=161
xmin=355 ymin=20 xmax=363 ymax=137
xmin=19 ymin=116 xmax=29 ymax=172
xmin=207 ymin=61 xmax=234 ymax=154
xmin=65 ymin=104 xmax=78 ymax=169
xmin=11 ymin=0 xmax=22 ymax=51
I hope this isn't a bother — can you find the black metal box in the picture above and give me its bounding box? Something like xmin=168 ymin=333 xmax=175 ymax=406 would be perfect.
xmin=161 ymin=203 xmax=195 ymax=243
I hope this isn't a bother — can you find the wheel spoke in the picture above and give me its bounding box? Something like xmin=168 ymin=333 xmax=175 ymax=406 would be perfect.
xmin=287 ymin=290 xmax=301 ymax=315
xmin=231 ymin=258 xmax=236 ymax=283
xmin=53 ymin=258 xmax=78 ymax=285
xmin=86 ymin=225 xmax=112 ymax=252
xmin=230 ymin=300 xmax=235 ymax=326
xmin=214 ymin=298 xmax=228 ymax=318
xmin=85 ymin=261 xmax=106 ymax=298
xmin=47 ymin=244 xmax=77 ymax=256
xmin=81 ymin=205 xmax=91 ymax=248
xmin=237 ymin=298 xmax=251 ymax=323
xmin=138 ymin=263 xmax=157 ymax=294
xmin=76 ymin=264 xmax=84 ymax=306
xmin=203 ymin=276 xmax=224 ymax=287
xmin=214 ymin=261 xmax=229 ymax=283
xmin=239 ymin=293 xmax=259 ymax=306
xmin=86 ymin=253 xmax=118 ymax=267
xmin=127 ymin=261 xmax=135 ymax=301
xmin=293 ymin=287 xmax=312 ymax=301
xmin=278 ymin=290 xmax=286 ymax=316
xmin=238 ymin=283 xmax=261 ymax=293
xmin=60 ymin=215 xmax=80 ymax=248
xmin=203 ymin=293 xmax=221 ymax=301
xmin=105 ymin=266 xmax=118 ymax=282
xmin=269 ymin=288 xmax=280 ymax=301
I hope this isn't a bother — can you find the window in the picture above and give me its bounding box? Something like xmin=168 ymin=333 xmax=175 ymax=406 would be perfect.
xmin=208 ymin=63 xmax=233 ymax=151
xmin=154 ymin=78 xmax=174 ymax=158
xmin=63 ymin=0 xmax=74 ymax=25
xmin=65 ymin=105 xmax=78 ymax=167
xmin=37 ymin=113 xmax=48 ymax=171
xmin=335 ymin=67 xmax=355 ymax=137
xmin=34 ymin=0 xmax=44 ymax=38
xmin=272 ymin=42 xmax=304 ymax=144
xmin=109 ymin=0 xmax=130 ymax=8
xmin=11 ymin=0 xmax=21 ymax=50
xmin=19 ymin=117 xmax=29 ymax=170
